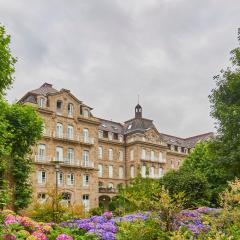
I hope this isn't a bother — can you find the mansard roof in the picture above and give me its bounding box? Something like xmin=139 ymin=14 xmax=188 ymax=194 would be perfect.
xmin=99 ymin=118 xmax=124 ymax=134
xmin=161 ymin=132 xmax=214 ymax=148
xmin=29 ymin=83 xmax=58 ymax=96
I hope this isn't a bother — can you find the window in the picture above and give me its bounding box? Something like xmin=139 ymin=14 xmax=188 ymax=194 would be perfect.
xmin=62 ymin=192 xmax=71 ymax=205
xmin=108 ymin=182 xmax=114 ymax=189
xmin=57 ymin=172 xmax=64 ymax=185
xmin=67 ymin=148 xmax=74 ymax=164
xmin=128 ymin=124 xmax=132 ymax=130
xmin=103 ymin=131 xmax=108 ymax=138
xmin=56 ymin=123 xmax=63 ymax=138
xmin=141 ymin=149 xmax=146 ymax=160
xmin=39 ymin=98 xmax=46 ymax=108
xmin=159 ymin=168 xmax=164 ymax=177
xmin=113 ymin=133 xmax=118 ymax=140
xmin=150 ymin=166 xmax=155 ymax=178
xmin=98 ymin=147 xmax=103 ymax=159
xmin=119 ymin=150 xmax=123 ymax=161
xmin=67 ymin=173 xmax=74 ymax=186
xmin=109 ymin=165 xmax=113 ymax=178
xmin=150 ymin=150 xmax=155 ymax=161
xmin=67 ymin=125 xmax=74 ymax=140
xmin=109 ymin=148 xmax=113 ymax=160
xmin=83 ymin=128 xmax=89 ymax=143
xmin=108 ymin=132 xmax=113 ymax=140
xmin=37 ymin=171 xmax=46 ymax=184
xmin=141 ymin=165 xmax=146 ymax=178
xmin=56 ymin=147 xmax=63 ymax=161
xmin=83 ymin=175 xmax=90 ymax=186
xmin=98 ymin=130 xmax=103 ymax=138
xmin=68 ymin=103 xmax=74 ymax=117
xmin=83 ymin=150 xmax=89 ymax=167
xmin=130 ymin=166 xmax=135 ymax=178
xmin=130 ymin=149 xmax=134 ymax=161
xmin=38 ymin=144 xmax=46 ymax=161
xmin=82 ymin=194 xmax=90 ymax=212
xmin=159 ymin=152 xmax=163 ymax=162
xmin=83 ymin=109 xmax=89 ymax=118
xmin=99 ymin=181 xmax=104 ymax=188
xmin=119 ymin=135 xmax=123 ymax=142
xmin=98 ymin=164 xmax=103 ymax=177
xmin=38 ymin=193 xmax=46 ymax=203
xmin=171 ymin=160 xmax=174 ymax=169
xmin=56 ymin=100 xmax=63 ymax=114
xmin=177 ymin=160 xmax=181 ymax=166
xmin=119 ymin=166 xmax=124 ymax=179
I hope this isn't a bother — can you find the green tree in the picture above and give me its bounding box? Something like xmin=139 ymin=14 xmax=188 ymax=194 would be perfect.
xmin=0 ymin=24 xmax=43 ymax=211
xmin=0 ymin=25 xmax=16 ymax=97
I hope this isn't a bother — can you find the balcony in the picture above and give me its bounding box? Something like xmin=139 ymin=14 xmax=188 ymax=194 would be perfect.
xmin=53 ymin=158 xmax=94 ymax=168
xmin=126 ymin=135 xmax=166 ymax=146
xmin=34 ymin=155 xmax=52 ymax=163
xmin=52 ymin=132 xmax=94 ymax=145
xmin=99 ymin=187 xmax=117 ymax=194
xmin=141 ymin=155 xmax=166 ymax=163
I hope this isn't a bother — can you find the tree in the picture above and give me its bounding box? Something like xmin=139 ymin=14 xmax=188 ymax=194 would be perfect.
xmin=0 ymin=24 xmax=43 ymax=211
xmin=0 ymin=25 xmax=16 ymax=97
xmin=209 ymin=33 xmax=240 ymax=180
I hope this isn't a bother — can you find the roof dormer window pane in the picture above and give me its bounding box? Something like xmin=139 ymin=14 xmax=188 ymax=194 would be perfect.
xmin=39 ymin=98 xmax=46 ymax=108
xmin=56 ymin=100 xmax=63 ymax=115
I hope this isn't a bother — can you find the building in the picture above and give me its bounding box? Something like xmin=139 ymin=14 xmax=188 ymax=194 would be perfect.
xmin=19 ymin=83 xmax=213 ymax=210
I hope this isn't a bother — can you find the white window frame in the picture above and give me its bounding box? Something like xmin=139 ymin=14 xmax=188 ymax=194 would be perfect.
xmin=82 ymin=194 xmax=90 ymax=211
xmin=39 ymin=98 xmax=46 ymax=108
xmin=109 ymin=165 xmax=113 ymax=178
xmin=98 ymin=164 xmax=103 ymax=177
xmin=57 ymin=172 xmax=64 ymax=185
xmin=38 ymin=171 xmax=46 ymax=184
xmin=130 ymin=166 xmax=135 ymax=178
xmin=150 ymin=166 xmax=155 ymax=178
xmin=83 ymin=128 xmax=89 ymax=143
xmin=83 ymin=150 xmax=89 ymax=167
xmin=141 ymin=165 xmax=146 ymax=178
xmin=67 ymin=148 xmax=74 ymax=164
xmin=67 ymin=173 xmax=74 ymax=186
xmin=56 ymin=123 xmax=63 ymax=138
xmin=98 ymin=146 xmax=103 ymax=159
xmin=151 ymin=150 xmax=155 ymax=161
xmin=119 ymin=150 xmax=123 ymax=161
xmin=67 ymin=125 xmax=74 ymax=140
xmin=56 ymin=146 xmax=63 ymax=162
xmin=83 ymin=174 xmax=90 ymax=186
xmin=119 ymin=166 xmax=124 ymax=179
xmin=141 ymin=149 xmax=146 ymax=160
xmin=109 ymin=148 xmax=113 ymax=160
xmin=68 ymin=103 xmax=74 ymax=117
xmin=38 ymin=144 xmax=46 ymax=161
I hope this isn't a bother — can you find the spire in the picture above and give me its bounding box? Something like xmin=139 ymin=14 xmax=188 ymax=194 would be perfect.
xmin=135 ymin=95 xmax=142 ymax=118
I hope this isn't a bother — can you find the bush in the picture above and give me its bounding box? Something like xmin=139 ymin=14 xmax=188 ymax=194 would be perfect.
xmin=161 ymin=169 xmax=210 ymax=208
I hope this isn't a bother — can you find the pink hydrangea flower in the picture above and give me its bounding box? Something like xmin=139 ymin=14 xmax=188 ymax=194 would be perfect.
xmin=4 ymin=215 xmax=18 ymax=225
xmin=103 ymin=211 xmax=113 ymax=220
xmin=31 ymin=231 xmax=48 ymax=240
xmin=56 ymin=234 xmax=73 ymax=240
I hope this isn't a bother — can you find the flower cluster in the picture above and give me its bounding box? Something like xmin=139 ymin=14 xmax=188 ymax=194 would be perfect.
xmin=62 ymin=212 xmax=149 ymax=240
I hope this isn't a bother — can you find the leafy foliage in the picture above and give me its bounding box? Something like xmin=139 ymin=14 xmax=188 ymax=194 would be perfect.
xmin=0 ymin=25 xmax=16 ymax=97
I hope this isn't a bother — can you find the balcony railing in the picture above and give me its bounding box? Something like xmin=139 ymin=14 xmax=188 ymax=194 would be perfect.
xmin=34 ymin=155 xmax=94 ymax=168
xmin=140 ymin=156 xmax=166 ymax=163
xmin=51 ymin=132 xmax=94 ymax=145
xmin=99 ymin=187 xmax=117 ymax=193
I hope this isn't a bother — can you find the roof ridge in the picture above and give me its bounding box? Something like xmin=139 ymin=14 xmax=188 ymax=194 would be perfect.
xmin=184 ymin=132 xmax=214 ymax=140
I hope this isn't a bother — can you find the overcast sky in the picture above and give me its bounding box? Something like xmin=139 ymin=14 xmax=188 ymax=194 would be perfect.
xmin=1 ymin=0 xmax=240 ymax=137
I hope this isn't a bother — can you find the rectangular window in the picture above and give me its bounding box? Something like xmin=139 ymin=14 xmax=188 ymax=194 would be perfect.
xmin=56 ymin=123 xmax=63 ymax=138
xmin=39 ymin=98 xmax=46 ymax=108
xmin=141 ymin=166 xmax=146 ymax=178
xmin=141 ymin=149 xmax=146 ymax=160
xmin=83 ymin=128 xmax=89 ymax=143
xmin=57 ymin=172 xmax=63 ymax=185
xmin=109 ymin=165 xmax=113 ymax=178
xmin=98 ymin=164 xmax=103 ymax=177
xmin=119 ymin=166 xmax=124 ymax=179
xmin=67 ymin=148 xmax=74 ymax=164
xmin=68 ymin=103 xmax=74 ymax=117
xmin=150 ymin=150 xmax=155 ymax=161
xmin=67 ymin=125 xmax=74 ymax=140
xmin=83 ymin=175 xmax=90 ymax=186
xmin=119 ymin=135 xmax=123 ymax=142
xmin=38 ymin=144 xmax=46 ymax=161
xmin=109 ymin=148 xmax=113 ymax=160
xmin=37 ymin=171 xmax=46 ymax=184
xmin=150 ymin=166 xmax=155 ymax=178
xmin=98 ymin=147 xmax=103 ymax=159
xmin=83 ymin=150 xmax=89 ymax=167
xmin=82 ymin=194 xmax=90 ymax=212
xmin=67 ymin=173 xmax=74 ymax=186
xmin=130 ymin=149 xmax=134 ymax=161
xmin=56 ymin=147 xmax=63 ymax=161
xmin=119 ymin=150 xmax=123 ymax=161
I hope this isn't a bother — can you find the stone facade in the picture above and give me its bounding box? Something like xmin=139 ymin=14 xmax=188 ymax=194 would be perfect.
xmin=19 ymin=83 xmax=213 ymax=211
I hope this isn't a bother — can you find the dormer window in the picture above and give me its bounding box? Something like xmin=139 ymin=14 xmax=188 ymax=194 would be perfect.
xmin=128 ymin=124 xmax=132 ymax=130
xmin=56 ymin=100 xmax=63 ymax=115
xmin=108 ymin=132 xmax=113 ymax=140
xmin=83 ymin=109 xmax=89 ymax=118
xmin=68 ymin=103 xmax=74 ymax=117
xmin=39 ymin=98 xmax=46 ymax=108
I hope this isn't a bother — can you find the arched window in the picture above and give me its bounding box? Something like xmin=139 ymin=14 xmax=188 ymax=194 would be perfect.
xmin=56 ymin=123 xmax=63 ymax=138
xmin=99 ymin=181 xmax=104 ymax=188
xmin=62 ymin=192 xmax=71 ymax=204
xmin=108 ymin=182 xmax=114 ymax=189
xmin=83 ymin=128 xmax=89 ymax=143
xmin=130 ymin=166 xmax=135 ymax=178
xmin=68 ymin=103 xmax=74 ymax=117
xmin=67 ymin=125 xmax=74 ymax=140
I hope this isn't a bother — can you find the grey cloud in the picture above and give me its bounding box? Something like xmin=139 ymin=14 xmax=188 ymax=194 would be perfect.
xmin=0 ymin=0 xmax=240 ymax=137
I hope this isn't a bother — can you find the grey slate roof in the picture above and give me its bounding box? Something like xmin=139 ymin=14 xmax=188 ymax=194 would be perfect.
xmin=99 ymin=119 xmax=124 ymax=134
xmin=30 ymin=83 xmax=58 ymax=96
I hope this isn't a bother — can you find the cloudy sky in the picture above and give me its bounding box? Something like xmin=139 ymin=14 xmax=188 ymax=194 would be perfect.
xmin=1 ymin=0 xmax=240 ymax=137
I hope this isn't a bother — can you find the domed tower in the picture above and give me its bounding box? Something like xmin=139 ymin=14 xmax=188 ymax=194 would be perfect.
xmin=135 ymin=104 xmax=142 ymax=118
